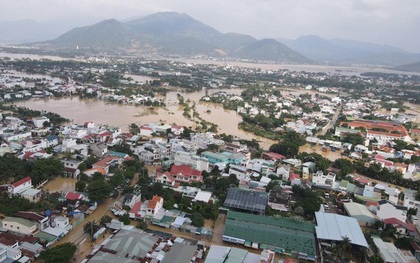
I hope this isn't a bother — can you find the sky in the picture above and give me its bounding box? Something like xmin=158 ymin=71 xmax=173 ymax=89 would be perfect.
xmin=1 ymin=0 xmax=419 ymax=52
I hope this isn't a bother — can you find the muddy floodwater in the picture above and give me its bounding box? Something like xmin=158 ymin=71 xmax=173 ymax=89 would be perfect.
xmin=42 ymin=177 xmax=77 ymax=193
xmin=15 ymin=89 xmax=278 ymax=149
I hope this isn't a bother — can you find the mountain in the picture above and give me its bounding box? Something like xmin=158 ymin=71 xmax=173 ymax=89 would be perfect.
xmin=232 ymin=39 xmax=310 ymax=62
xmin=36 ymin=12 xmax=310 ymax=63
xmin=280 ymin=35 xmax=420 ymax=66
xmin=393 ymin=61 xmax=420 ymax=72
xmin=45 ymin=19 xmax=136 ymax=50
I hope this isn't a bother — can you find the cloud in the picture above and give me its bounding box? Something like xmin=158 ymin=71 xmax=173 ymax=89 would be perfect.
xmin=0 ymin=0 xmax=419 ymax=52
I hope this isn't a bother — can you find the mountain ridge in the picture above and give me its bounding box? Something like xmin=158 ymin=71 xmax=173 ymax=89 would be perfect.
xmin=280 ymin=35 xmax=420 ymax=66
xmin=33 ymin=12 xmax=312 ymax=63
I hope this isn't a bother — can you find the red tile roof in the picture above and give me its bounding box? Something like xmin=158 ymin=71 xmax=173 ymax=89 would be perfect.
xmin=147 ymin=195 xmax=162 ymax=209
xmin=171 ymin=164 xmax=202 ymax=177
xmin=93 ymin=156 xmax=120 ymax=168
xmin=15 ymin=211 xmax=46 ymax=221
xmin=383 ymin=217 xmax=416 ymax=232
xmin=263 ymin=152 xmax=286 ymax=160
xmin=11 ymin=176 xmax=31 ymax=188
xmin=65 ymin=192 xmax=82 ymax=200
xmin=97 ymin=131 xmax=112 ymax=137
xmin=289 ymin=173 xmax=300 ymax=182
xmin=365 ymin=200 xmax=379 ymax=207
xmin=130 ymin=201 xmax=143 ymax=214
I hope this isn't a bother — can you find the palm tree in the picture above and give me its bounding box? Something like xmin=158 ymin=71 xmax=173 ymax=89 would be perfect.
xmin=340 ymin=236 xmax=352 ymax=260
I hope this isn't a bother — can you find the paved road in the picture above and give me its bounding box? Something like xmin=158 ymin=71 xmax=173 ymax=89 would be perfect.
xmin=318 ymin=103 xmax=342 ymax=136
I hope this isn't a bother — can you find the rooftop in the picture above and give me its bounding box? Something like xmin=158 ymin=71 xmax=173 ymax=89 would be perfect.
xmin=224 ymin=188 xmax=268 ymax=214
xmin=103 ymin=229 xmax=158 ymax=258
xmin=224 ymin=211 xmax=316 ymax=257
xmin=315 ymin=211 xmax=368 ymax=247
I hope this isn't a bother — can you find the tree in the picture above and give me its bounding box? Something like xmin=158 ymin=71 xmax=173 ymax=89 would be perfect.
xmin=38 ymin=243 xmax=77 ymax=263
xmin=75 ymin=180 xmax=86 ymax=192
xmin=340 ymin=236 xmax=352 ymax=259
xmin=136 ymin=221 xmax=148 ymax=230
xmin=269 ymin=141 xmax=299 ymax=158
xmin=129 ymin=123 xmax=140 ymax=135
xmin=191 ymin=212 xmax=204 ymax=227
xmin=100 ymin=215 xmax=112 ymax=225
xmin=333 ymin=158 xmax=354 ymax=177
xmin=119 ymin=214 xmax=131 ymax=225
xmin=86 ymin=179 xmax=112 ymax=202
xmin=343 ymin=133 xmax=364 ymax=146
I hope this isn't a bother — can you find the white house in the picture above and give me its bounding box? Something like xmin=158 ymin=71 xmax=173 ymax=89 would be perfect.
xmin=146 ymin=196 xmax=163 ymax=217
xmin=374 ymin=200 xmax=408 ymax=222
xmin=31 ymin=116 xmax=50 ymax=128
xmin=1 ymin=217 xmax=38 ymax=235
xmin=8 ymin=176 xmax=32 ymax=195
xmin=311 ymin=171 xmax=336 ymax=188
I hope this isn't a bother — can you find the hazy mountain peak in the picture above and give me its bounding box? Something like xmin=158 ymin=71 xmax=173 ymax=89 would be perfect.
xmin=27 ymin=12 xmax=311 ymax=63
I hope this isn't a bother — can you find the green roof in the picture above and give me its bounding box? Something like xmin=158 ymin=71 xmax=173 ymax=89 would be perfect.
xmin=34 ymin=231 xmax=57 ymax=242
xmin=225 ymin=247 xmax=248 ymax=263
xmin=3 ymin=217 xmax=36 ymax=228
xmin=226 ymin=211 xmax=314 ymax=232
xmin=224 ymin=211 xmax=316 ymax=257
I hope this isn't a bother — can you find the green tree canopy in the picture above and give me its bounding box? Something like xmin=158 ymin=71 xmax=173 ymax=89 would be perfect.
xmin=86 ymin=179 xmax=112 ymax=202
xmin=38 ymin=243 xmax=77 ymax=263
xmin=191 ymin=212 xmax=204 ymax=227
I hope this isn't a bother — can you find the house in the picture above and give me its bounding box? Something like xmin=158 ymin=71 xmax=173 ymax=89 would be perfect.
xmin=228 ymin=164 xmax=250 ymax=181
xmin=343 ymin=202 xmax=377 ymax=226
xmin=91 ymin=156 xmax=123 ymax=174
xmin=7 ymin=176 xmax=42 ymax=203
xmin=61 ymin=158 xmax=83 ymax=178
xmin=373 ymin=237 xmax=418 ymax=263
xmin=122 ymin=193 xmax=141 ymax=208
xmin=0 ymin=243 xmax=22 ymax=262
xmin=1 ymin=217 xmax=38 ymax=235
xmin=31 ymin=116 xmax=50 ymax=128
xmin=201 ymin=151 xmax=245 ymax=165
xmin=311 ymin=171 xmax=336 ymax=188
xmin=45 ymin=135 xmax=59 ymax=147
xmin=129 ymin=201 xmax=143 ymax=219
xmin=277 ymin=165 xmax=291 ymax=181
xmin=374 ymin=200 xmax=408 ymax=222
xmin=146 ymin=196 xmax=164 ymax=217
xmin=52 ymin=216 xmax=70 ymax=229
xmin=90 ymin=143 xmax=108 ymax=157
xmin=171 ymin=125 xmax=184 ymax=135
xmin=65 ymin=192 xmax=87 ymax=201
xmin=153 ymin=165 xmax=203 ymax=187
xmin=15 ymin=211 xmax=49 ymax=231
xmin=140 ymin=125 xmax=154 ymax=137
xmin=383 ymin=218 xmax=417 ymax=237
xmin=8 ymin=177 xmax=32 ymax=195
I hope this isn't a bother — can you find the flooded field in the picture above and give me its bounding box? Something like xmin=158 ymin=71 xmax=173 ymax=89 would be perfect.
xmin=15 ymin=88 xmax=277 ymax=149
xmin=42 ymin=177 xmax=77 ymax=193
xmin=299 ymin=144 xmax=349 ymax=161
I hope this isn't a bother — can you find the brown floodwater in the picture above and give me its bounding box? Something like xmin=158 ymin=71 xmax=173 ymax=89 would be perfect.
xmin=42 ymin=177 xmax=77 ymax=193
xmin=15 ymin=89 xmax=277 ymax=149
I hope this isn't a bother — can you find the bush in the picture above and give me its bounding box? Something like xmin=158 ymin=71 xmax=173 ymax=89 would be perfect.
xmin=136 ymin=221 xmax=148 ymax=230
xmin=191 ymin=212 xmax=204 ymax=227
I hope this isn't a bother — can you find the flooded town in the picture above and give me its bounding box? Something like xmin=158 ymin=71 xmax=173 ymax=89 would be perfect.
xmin=0 ymin=2 xmax=420 ymax=263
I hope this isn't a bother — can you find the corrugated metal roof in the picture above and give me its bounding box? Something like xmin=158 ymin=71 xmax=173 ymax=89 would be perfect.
xmin=315 ymin=212 xmax=368 ymax=247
